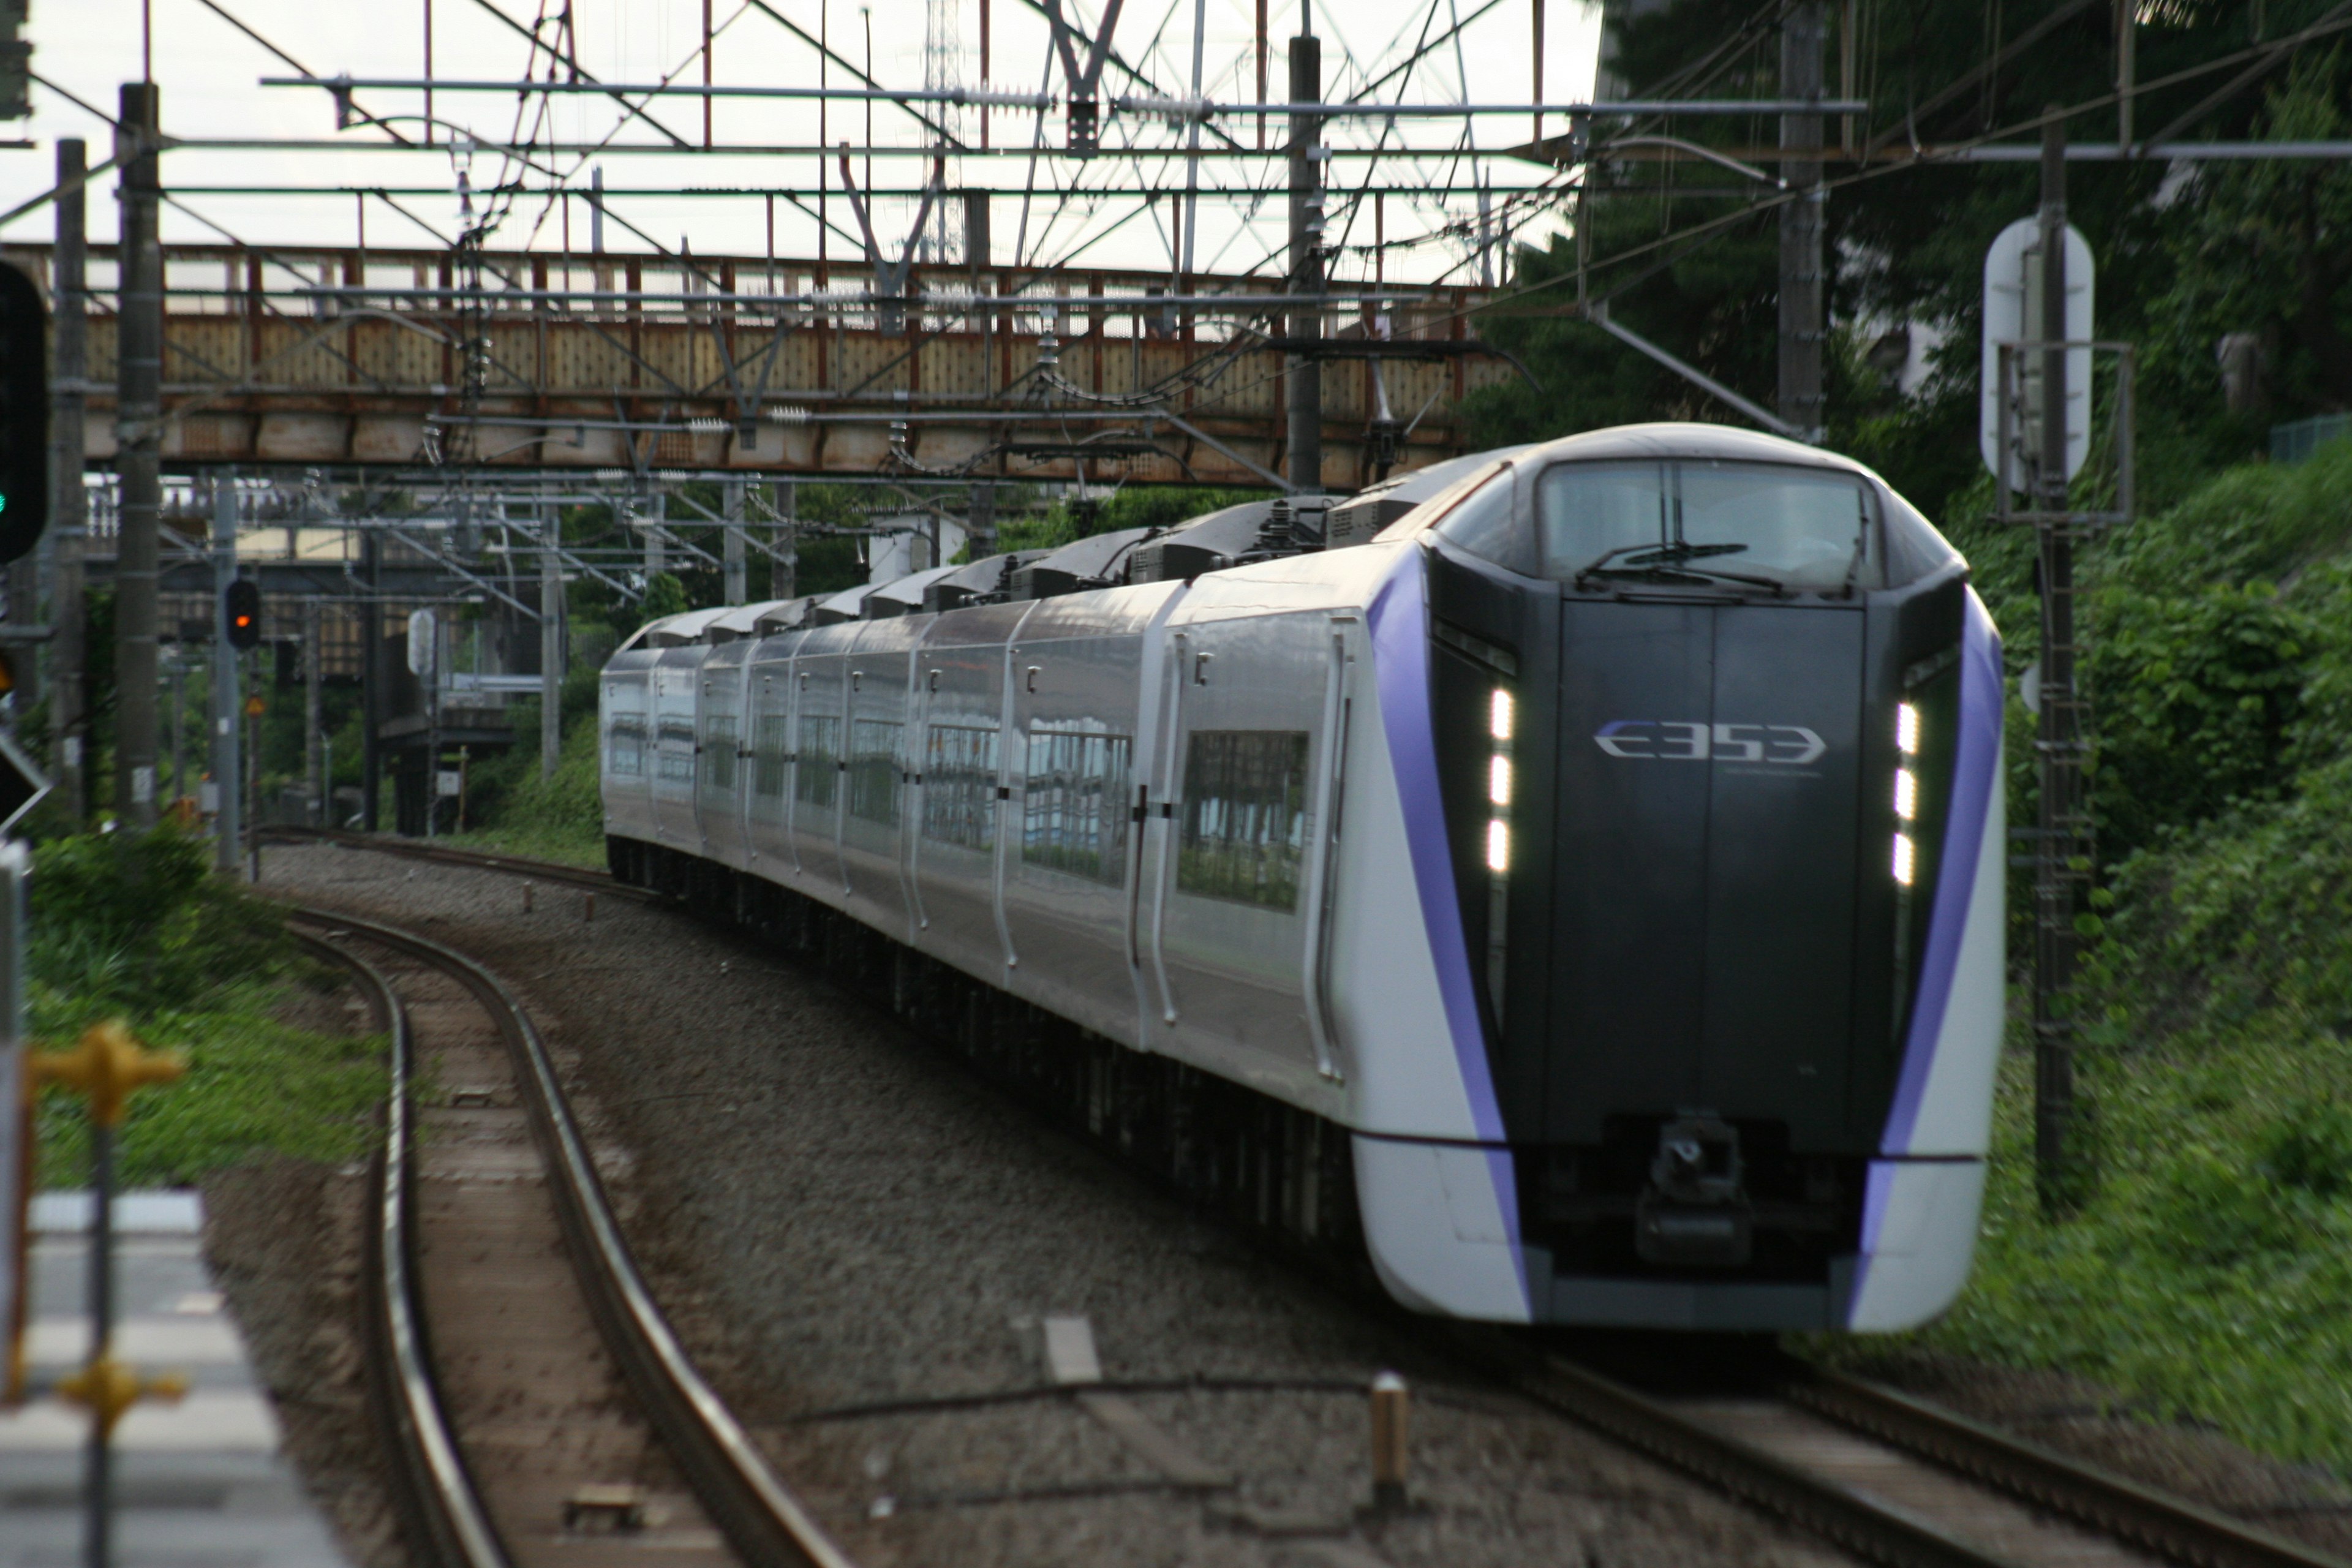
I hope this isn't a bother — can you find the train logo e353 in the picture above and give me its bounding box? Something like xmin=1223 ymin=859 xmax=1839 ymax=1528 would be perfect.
xmin=1594 ymin=721 xmax=1826 ymax=766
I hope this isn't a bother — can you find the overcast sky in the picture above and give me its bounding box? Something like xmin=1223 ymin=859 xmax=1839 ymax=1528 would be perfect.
xmin=2 ymin=0 xmax=1599 ymax=283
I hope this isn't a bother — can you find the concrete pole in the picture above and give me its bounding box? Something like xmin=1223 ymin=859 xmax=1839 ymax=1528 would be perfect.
xmin=723 ymin=479 xmax=747 ymax=603
xmin=540 ymin=508 xmax=563 ymax=782
xmin=115 ymin=84 xmax=164 ymax=826
xmin=304 ymin=597 xmax=323 ymax=823
xmin=211 ymin=479 xmax=241 ymax=874
xmin=1777 ymin=2 xmax=1825 ymax=443
xmin=361 ymin=527 xmax=382 ymax=831
xmin=1285 ymin=34 xmax=1323 ymax=493
xmin=50 ymin=138 xmax=87 ymax=825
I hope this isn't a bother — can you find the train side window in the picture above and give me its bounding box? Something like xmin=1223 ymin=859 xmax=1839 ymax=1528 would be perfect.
xmin=1177 ymin=729 xmax=1310 ymax=911
xmin=849 ymin=719 xmax=903 ymax=826
xmin=753 ymin=709 xmax=790 ymax=797
xmin=606 ymin=715 xmax=646 ymax=777
xmin=704 ymin=714 xmax=737 ymax=793
xmin=796 ymin=714 xmax=840 ymax=808
xmin=925 ymin=724 xmax=1000 ymax=850
xmin=656 ymin=717 xmax=696 ymax=782
xmin=1430 ymin=469 xmax=1523 ymax=571
xmin=1022 ymin=726 xmax=1132 ymax=886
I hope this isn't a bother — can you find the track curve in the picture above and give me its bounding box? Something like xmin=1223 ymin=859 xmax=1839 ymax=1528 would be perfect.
xmin=290 ymin=906 xmax=855 ymax=1568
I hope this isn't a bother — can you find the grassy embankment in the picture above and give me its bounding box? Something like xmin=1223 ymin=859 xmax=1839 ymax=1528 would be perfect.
xmin=1845 ymin=440 xmax=2352 ymax=1473
xmin=29 ymin=827 xmax=382 ymax=1188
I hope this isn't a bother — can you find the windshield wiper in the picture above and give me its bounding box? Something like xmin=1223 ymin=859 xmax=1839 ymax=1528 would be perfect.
xmin=1581 ymin=561 xmax=1793 ymax=596
xmin=1575 ymin=540 xmax=1748 ymax=581
xmin=1575 ymin=541 xmax=1788 ymax=595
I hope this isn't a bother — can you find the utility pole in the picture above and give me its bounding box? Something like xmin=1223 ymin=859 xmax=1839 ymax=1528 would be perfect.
xmin=723 ymin=479 xmax=747 ymax=603
xmin=2033 ymin=108 xmax=2087 ymax=1213
xmin=303 ymin=597 xmax=323 ymax=824
xmin=540 ymin=506 xmax=562 ymax=782
xmin=361 ymin=527 xmax=382 ymax=832
xmin=211 ymin=479 xmax=241 ymax=875
xmin=774 ymin=481 xmax=797 ymax=599
xmin=1777 ymin=2 xmax=1825 ymax=443
xmin=50 ymin=137 xmax=86 ymax=825
xmin=1286 ymin=32 xmax=1323 ymax=493
xmin=115 ymin=84 xmax=163 ymax=826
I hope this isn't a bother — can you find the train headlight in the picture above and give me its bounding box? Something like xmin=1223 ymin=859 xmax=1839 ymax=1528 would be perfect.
xmin=1490 ymin=688 xmax=1515 ymax=742
xmin=1489 ymin=755 xmax=1512 ymax=806
xmin=1893 ymin=768 xmax=1917 ymax=822
xmin=1892 ymin=832 xmax=1915 ymax=887
xmin=1896 ymin=701 xmax=1920 ymax=756
xmin=1486 ymin=819 xmax=1510 ymax=873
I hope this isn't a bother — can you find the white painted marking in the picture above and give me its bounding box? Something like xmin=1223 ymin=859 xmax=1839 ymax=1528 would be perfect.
xmin=23 ymin=1316 xmax=246 ymax=1366
xmin=1041 ymin=1315 xmax=1102 ymax=1385
xmin=29 ymin=1190 xmax=203 ymax=1235
xmin=0 ymin=1390 xmax=281 ymax=1451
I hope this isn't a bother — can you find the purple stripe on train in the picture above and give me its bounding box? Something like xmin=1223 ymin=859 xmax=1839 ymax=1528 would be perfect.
xmin=1366 ymin=542 xmax=1528 ymax=1312
xmin=1879 ymin=592 xmax=2003 ymax=1158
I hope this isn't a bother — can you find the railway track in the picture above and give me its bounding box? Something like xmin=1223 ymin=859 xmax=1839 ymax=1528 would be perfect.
xmin=277 ymin=833 xmax=2350 ymax=1568
xmin=290 ymin=907 xmax=853 ymax=1568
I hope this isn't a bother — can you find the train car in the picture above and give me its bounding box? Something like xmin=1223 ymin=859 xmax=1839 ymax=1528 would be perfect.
xmin=600 ymin=422 xmax=2005 ymax=1333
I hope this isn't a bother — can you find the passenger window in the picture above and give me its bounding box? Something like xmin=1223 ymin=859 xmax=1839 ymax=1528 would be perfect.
xmin=925 ymin=724 xmax=1000 ymax=850
xmin=704 ymin=714 xmax=737 ymax=793
xmin=796 ymin=714 xmax=840 ymax=809
xmin=656 ymin=717 xmax=696 ymax=782
xmin=753 ymin=710 xmax=789 ymax=797
xmin=606 ymin=715 xmax=646 ymax=777
xmin=1177 ymin=729 xmax=1310 ymax=911
xmin=1022 ymin=726 xmax=1132 ymax=886
xmin=848 ymin=719 xmax=903 ymax=826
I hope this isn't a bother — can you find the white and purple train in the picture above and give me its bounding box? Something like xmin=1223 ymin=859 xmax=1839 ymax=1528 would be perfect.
xmin=599 ymin=422 xmax=2006 ymax=1333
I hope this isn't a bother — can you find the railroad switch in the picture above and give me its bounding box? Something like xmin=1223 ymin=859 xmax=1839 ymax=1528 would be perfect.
xmin=562 ymin=1484 xmax=648 ymax=1533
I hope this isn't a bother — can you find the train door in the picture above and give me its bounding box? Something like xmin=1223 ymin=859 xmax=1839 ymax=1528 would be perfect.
xmin=908 ymin=601 xmax=1031 ymax=983
xmin=598 ymin=652 xmax=655 ymax=846
xmin=1003 ymin=589 xmax=1170 ymax=1048
xmin=745 ymin=650 xmax=793 ymax=877
xmin=840 ymin=625 xmax=916 ymax=940
xmin=649 ymin=647 xmax=705 ymax=853
xmin=790 ymin=630 xmax=851 ymax=901
xmin=1144 ymin=609 xmax=1335 ymax=1096
xmin=697 ymin=641 xmax=750 ymax=871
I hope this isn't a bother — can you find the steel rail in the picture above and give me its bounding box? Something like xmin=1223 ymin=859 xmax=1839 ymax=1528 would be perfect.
xmin=285 ymin=907 xmax=854 ymax=1568
xmin=1465 ymin=1338 xmax=2022 ymax=1568
xmin=263 ymin=827 xmax=641 ymax=899
xmin=291 ymin=927 xmax=511 ymax=1568
xmin=287 ymin=832 xmax=2351 ymax=1568
xmin=1786 ymin=1366 xmax=2352 ymax=1568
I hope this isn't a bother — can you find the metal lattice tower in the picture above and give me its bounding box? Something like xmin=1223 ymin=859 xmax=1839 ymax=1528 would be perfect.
xmin=922 ymin=0 xmax=965 ymax=264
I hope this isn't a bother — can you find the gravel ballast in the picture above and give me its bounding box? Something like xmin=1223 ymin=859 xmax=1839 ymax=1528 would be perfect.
xmin=262 ymin=841 xmax=1866 ymax=1568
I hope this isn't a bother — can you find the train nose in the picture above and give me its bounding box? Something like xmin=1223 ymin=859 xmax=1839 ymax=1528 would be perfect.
xmin=1547 ymin=597 xmax=1868 ymax=1148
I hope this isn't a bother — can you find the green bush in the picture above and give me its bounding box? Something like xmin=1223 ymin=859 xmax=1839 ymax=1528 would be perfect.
xmin=27 ymin=825 xmax=382 ymax=1189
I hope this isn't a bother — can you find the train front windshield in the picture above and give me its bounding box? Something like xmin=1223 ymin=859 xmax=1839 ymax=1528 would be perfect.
xmin=1536 ymin=461 xmax=1878 ymax=594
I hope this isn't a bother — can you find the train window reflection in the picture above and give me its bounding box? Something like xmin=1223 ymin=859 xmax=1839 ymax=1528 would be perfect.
xmin=796 ymin=714 xmax=840 ymax=809
xmin=703 ymin=714 xmax=737 ymax=793
xmin=1178 ymin=729 xmax=1310 ymax=911
xmin=926 ymin=723 xmax=1000 ymax=851
xmin=606 ymin=715 xmax=646 ymax=777
xmin=752 ymin=710 xmax=790 ymax=797
xmin=1022 ymin=726 xmax=1131 ymax=885
xmin=1540 ymin=459 xmax=1877 ymax=592
xmin=656 ymin=717 xmax=696 ymax=782
xmin=849 ymin=719 xmax=903 ymax=826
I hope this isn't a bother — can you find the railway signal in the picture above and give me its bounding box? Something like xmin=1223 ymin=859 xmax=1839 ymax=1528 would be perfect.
xmin=0 ymin=260 xmax=48 ymax=564
xmin=225 ymin=580 xmax=262 ymax=650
